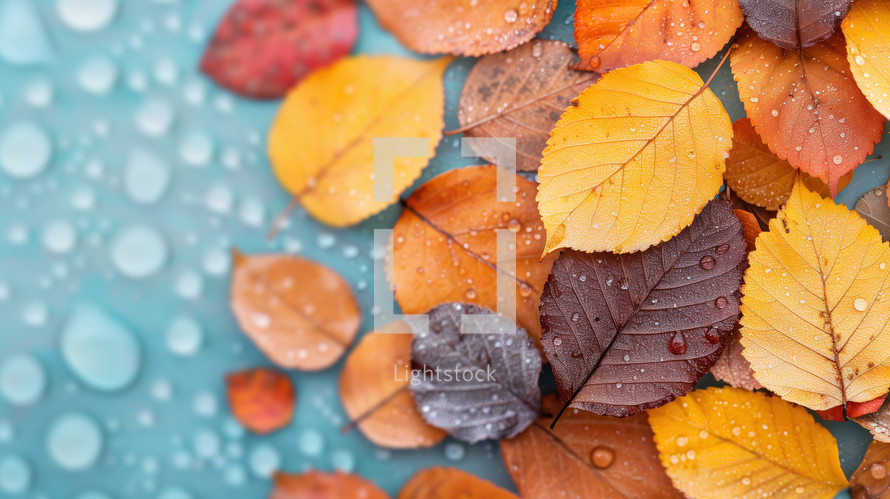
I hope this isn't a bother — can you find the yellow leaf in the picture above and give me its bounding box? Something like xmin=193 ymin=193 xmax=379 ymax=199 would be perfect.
xmin=649 ymin=386 xmax=849 ymax=499
xmin=268 ymin=56 xmax=449 ymax=226
xmin=843 ymin=0 xmax=890 ymax=119
xmin=537 ymin=60 xmax=731 ymax=254
xmin=740 ymin=180 xmax=890 ymax=412
xmin=725 ymin=118 xmax=847 ymax=211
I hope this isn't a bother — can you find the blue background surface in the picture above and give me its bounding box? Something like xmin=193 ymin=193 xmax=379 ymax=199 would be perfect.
xmin=0 ymin=0 xmax=885 ymax=497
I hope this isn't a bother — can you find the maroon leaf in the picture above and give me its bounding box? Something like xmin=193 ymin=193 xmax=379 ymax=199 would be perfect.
xmin=738 ymin=0 xmax=852 ymax=50
xmin=408 ymin=303 xmax=542 ymax=443
xmin=200 ymin=0 xmax=358 ymax=99
xmin=539 ymin=200 xmax=745 ymax=420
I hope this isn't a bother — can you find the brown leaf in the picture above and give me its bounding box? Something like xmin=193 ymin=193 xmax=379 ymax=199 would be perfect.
xmin=230 ymin=251 xmax=360 ymax=370
xmin=539 ymin=199 xmax=746 ymax=418
xmin=389 ymin=165 xmax=557 ymax=347
xmin=852 ymin=441 xmax=890 ymax=499
xmin=574 ymin=0 xmax=743 ymax=72
xmin=855 ymin=396 xmax=890 ymax=443
xmin=855 ymin=187 xmax=890 ymax=243
xmin=398 ymin=467 xmax=518 ymax=499
xmin=454 ymin=40 xmax=597 ymax=172
xmin=365 ymin=0 xmax=556 ymax=56
xmin=739 ymin=0 xmax=852 ymax=50
xmin=500 ymin=394 xmax=682 ymax=499
xmin=338 ymin=323 xmax=446 ymax=449
xmin=225 ymin=368 xmax=295 ymax=434
xmin=271 ymin=470 xmax=390 ymax=499
xmin=710 ymin=329 xmax=763 ymax=391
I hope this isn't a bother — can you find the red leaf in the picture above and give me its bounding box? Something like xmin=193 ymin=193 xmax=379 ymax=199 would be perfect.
xmin=226 ymin=367 xmax=296 ymax=434
xmin=818 ymin=394 xmax=887 ymax=421
xmin=200 ymin=0 xmax=358 ymax=99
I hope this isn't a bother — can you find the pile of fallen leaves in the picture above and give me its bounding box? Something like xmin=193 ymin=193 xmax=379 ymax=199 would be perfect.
xmin=202 ymin=0 xmax=890 ymax=497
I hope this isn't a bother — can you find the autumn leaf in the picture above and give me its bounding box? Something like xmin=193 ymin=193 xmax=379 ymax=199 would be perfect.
xmin=452 ymin=40 xmax=597 ymax=172
xmin=537 ymin=60 xmax=732 ymax=255
xmin=389 ymin=165 xmax=556 ymax=346
xmin=855 ymin=396 xmax=890 ymax=443
xmin=725 ymin=118 xmax=842 ymax=210
xmin=573 ymin=0 xmax=743 ymax=72
xmin=730 ymin=192 xmax=776 ymax=231
xmin=649 ymin=386 xmax=849 ymax=499
xmin=856 ymin=187 xmax=890 ymax=242
xmin=539 ymin=199 xmax=745 ymax=418
xmin=407 ymin=303 xmax=542 ymax=443
xmin=730 ymin=28 xmax=884 ymax=194
xmin=225 ymin=368 xmax=295 ymax=434
xmin=200 ymin=0 xmax=357 ymax=99
xmin=843 ymin=0 xmax=890 ymax=119
xmin=271 ymin=470 xmax=389 ymax=499
xmin=739 ymin=0 xmax=852 ymax=49
xmin=339 ymin=322 xmax=446 ymax=449
xmin=740 ymin=180 xmax=890 ymax=413
xmin=500 ymin=394 xmax=682 ymax=499
xmin=268 ymin=55 xmax=449 ymax=226
xmin=398 ymin=467 xmax=518 ymax=499
xmin=852 ymin=441 xmax=890 ymax=499
xmin=365 ymin=0 xmax=555 ymax=56
xmin=734 ymin=208 xmax=762 ymax=253
xmin=230 ymin=251 xmax=360 ymax=370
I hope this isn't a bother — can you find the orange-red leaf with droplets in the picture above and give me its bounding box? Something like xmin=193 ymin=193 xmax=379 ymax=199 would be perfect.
xmin=271 ymin=470 xmax=390 ymax=499
xmin=226 ymin=368 xmax=295 ymax=434
xmin=731 ymin=29 xmax=883 ymax=194
xmin=230 ymin=251 xmax=360 ymax=370
xmin=574 ymin=0 xmax=743 ymax=72
xmin=398 ymin=467 xmax=518 ymax=499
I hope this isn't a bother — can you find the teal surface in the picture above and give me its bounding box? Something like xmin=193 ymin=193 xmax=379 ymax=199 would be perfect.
xmin=0 ymin=0 xmax=885 ymax=497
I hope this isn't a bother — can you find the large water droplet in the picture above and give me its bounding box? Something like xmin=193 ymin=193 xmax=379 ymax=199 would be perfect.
xmin=136 ymin=97 xmax=175 ymax=136
xmin=248 ymin=444 xmax=281 ymax=478
xmin=870 ymin=463 xmax=887 ymax=479
xmin=110 ymin=225 xmax=168 ymax=278
xmin=699 ymin=255 xmax=715 ymax=270
xmin=705 ymin=327 xmax=721 ymax=344
xmin=330 ymin=449 xmax=355 ymax=472
xmin=854 ymin=297 xmax=868 ymax=312
xmin=42 ymin=219 xmax=77 ymax=254
xmin=78 ymin=56 xmax=118 ymax=94
xmin=46 ymin=412 xmax=104 ymax=470
xmin=0 ymin=354 xmax=46 ymax=405
xmin=590 ymin=446 xmax=615 ymax=469
xmin=124 ymin=148 xmax=171 ymax=205
xmin=61 ymin=303 xmax=142 ymax=391
xmin=0 ymin=0 xmax=54 ymax=65
xmin=165 ymin=316 xmax=203 ymax=356
xmin=669 ymin=332 xmax=687 ymax=354
xmin=56 ymin=0 xmax=117 ymax=32
xmin=298 ymin=429 xmax=324 ymax=456
xmin=179 ymin=129 xmax=214 ymax=166
xmin=0 ymin=454 xmax=31 ymax=494
xmin=0 ymin=122 xmax=52 ymax=179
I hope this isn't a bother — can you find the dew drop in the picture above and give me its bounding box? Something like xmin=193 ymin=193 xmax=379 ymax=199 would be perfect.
xmin=855 ymin=55 xmax=866 ymax=66
xmin=298 ymin=429 xmax=324 ymax=456
xmin=46 ymin=412 xmax=104 ymax=470
xmin=179 ymin=129 xmax=215 ymax=166
xmin=57 ymin=0 xmax=117 ymax=32
xmin=445 ymin=442 xmax=465 ymax=461
xmin=589 ymin=56 xmax=601 ymax=69
xmin=42 ymin=219 xmax=77 ymax=254
xmin=136 ymin=97 xmax=175 ymax=136
xmin=690 ymin=42 xmax=701 ymax=52
xmin=330 ymin=449 xmax=356 ymax=472
xmin=165 ymin=316 xmax=203 ymax=356
xmin=870 ymin=463 xmax=887 ymax=479
xmin=110 ymin=225 xmax=168 ymax=278
xmin=590 ymin=446 xmax=615 ymax=469
xmin=0 ymin=0 xmax=55 ymax=65
xmin=248 ymin=444 xmax=281 ymax=478
xmin=669 ymin=332 xmax=687 ymax=354
xmin=504 ymin=8 xmax=518 ymax=22
xmin=0 ymin=354 xmax=46 ymax=406
xmin=699 ymin=255 xmax=715 ymax=270
xmin=125 ymin=148 xmax=171 ymax=205
xmin=61 ymin=303 xmax=142 ymax=391
xmin=0 ymin=122 xmax=52 ymax=179
xmin=78 ymin=56 xmax=117 ymax=94
xmin=0 ymin=454 xmax=31 ymax=494
xmin=705 ymin=327 xmax=721 ymax=344
xmin=714 ymin=296 xmax=729 ymax=309
xmin=715 ymin=244 xmax=730 ymax=255
xmin=854 ymin=297 xmax=868 ymax=311
xmin=832 ymin=155 xmax=843 ymax=165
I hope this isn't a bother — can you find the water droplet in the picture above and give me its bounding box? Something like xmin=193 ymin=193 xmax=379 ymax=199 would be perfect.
xmin=590 ymin=446 xmax=614 ymax=469
xmin=771 ymin=109 xmax=779 ymax=117
xmin=202 ymin=248 xmax=231 ymax=276
xmin=531 ymin=42 xmax=543 ymax=58
xmin=248 ymin=444 xmax=281 ymax=478
xmin=870 ymin=463 xmax=887 ymax=479
xmin=238 ymin=197 xmax=265 ymax=227
xmin=175 ymin=271 xmax=203 ymax=300
xmin=61 ymin=303 xmax=142 ymax=391
xmin=705 ymin=327 xmax=721 ymax=344
xmin=0 ymin=0 xmax=54 ymax=65
xmin=0 ymin=454 xmax=31 ymax=494
xmin=78 ymin=56 xmax=118 ymax=94
xmin=855 ymin=55 xmax=866 ymax=66
xmin=110 ymin=225 xmax=168 ymax=278
xmin=715 ymin=244 xmax=730 ymax=255
xmin=553 ymin=337 xmax=563 ymax=347
xmin=0 ymin=354 xmax=46 ymax=406
xmin=192 ymin=428 xmax=221 ymax=458
xmin=690 ymin=42 xmax=701 ymax=52
xmin=0 ymin=122 xmax=53 ymax=179
xmin=465 ymin=288 xmax=477 ymax=299
xmin=136 ymin=97 xmax=175 ymax=136
xmin=298 ymin=429 xmax=324 ymax=456
xmin=589 ymin=56 xmax=601 ymax=69
xmin=444 ymin=442 xmax=465 ymax=461
xmin=854 ymin=297 xmax=868 ymax=311
xmin=669 ymin=332 xmax=687 ymax=354
xmin=714 ymin=296 xmax=729 ymax=309
xmin=699 ymin=255 xmax=715 ymax=270
xmin=42 ymin=219 xmax=77 ymax=254
xmin=24 ymin=78 xmax=53 ymax=107
xmin=504 ymin=8 xmax=518 ymax=22
xmin=180 ymin=129 xmax=215 ymax=166
xmin=330 ymin=449 xmax=355 ymax=472
xmin=192 ymin=391 xmax=217 ymax=417
xmin=166 ymin=316 xmax=203 ymax=356
xmin=47 ymin=412 xmax=104 ymax=470
xmin=125 ymin=148 xmax=171 ymax=205
xmin=832 ymin=155 xmax=843 ymax=165
xmin=506 ymin=218 xmax=521 ymax=232
xmin=57 ymin=0 xmax=117 ymax=32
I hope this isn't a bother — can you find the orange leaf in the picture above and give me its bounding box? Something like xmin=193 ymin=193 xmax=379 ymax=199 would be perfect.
xmin=230 ymin=251 xmax=360 ymax=370
xmin=271 ymin=470 xmax=390 ymax=499
xmin=500 ymin=395 xmax=681 ymax=498
xmin=574 ymin=0 xmax=743 ymax=72
xmin=365 ymin=0 xmax=556 ymax=56
xmin=339 ymin=323 xmax=446 ymax=449
xmin=725 ymin=118 xmax=845 ymax=210
xmin=225 ymin=368 xmax=295 ymax=434
xmin=730 ymin=28 xmax=883 ymax=194
xmin=851 ymin=441 xmax=890 ymax=499
xmin=398 ymin=467 xmax=518 ymax=499
xmin=389 ymin=165 xmax=556 ymax=347
xmin=733 ymin=208 xmax=761 ymax=253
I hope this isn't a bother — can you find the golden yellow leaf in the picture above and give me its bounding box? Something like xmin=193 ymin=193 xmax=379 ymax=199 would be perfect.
xmin=740 ymin=180 xmax=890 ymax=412
xmin=843 ymin=0 xmax=890 ymax=119
xmin=649 ymin=386 xmax=849 ymax=499
xmin=537 ymin=60 xmax=731 ymax=254
xmin=725 ymin=118 xmax=845 ymax=210
xmin=268 ymin=55 xmax=449 ymax=226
